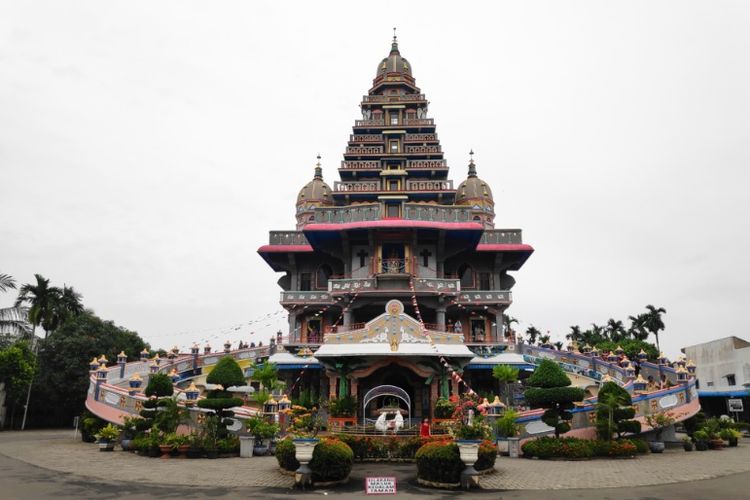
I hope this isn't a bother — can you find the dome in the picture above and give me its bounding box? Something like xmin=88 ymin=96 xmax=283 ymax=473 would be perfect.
xmin=376 ymin=35 xmax=412 ymax=77
xmin=296 ymin=156 xmax=332 ymax=206
xmin=455 ymin=154 xmax=494 ymax=206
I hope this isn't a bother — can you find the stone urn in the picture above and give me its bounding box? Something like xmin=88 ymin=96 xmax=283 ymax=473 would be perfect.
xmin=455 ymin=440 xmax=481 ymax=490
xmin=292 ymin=438 xmax=319 ymax=488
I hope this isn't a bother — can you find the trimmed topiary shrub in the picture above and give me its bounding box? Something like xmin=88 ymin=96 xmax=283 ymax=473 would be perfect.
xmin=524 ymin=359 xmax=584 ymax=438
xmin=474 ymin=440 xmax=497 ymax=471
xmin=310 ymin=438 xmax=354 ymax=482
xmin=275 ymin=438 xmax=300 ymax=471
xmin=206 ymin=356 xmax=246 ymax=388
xmin=595 ymin=381 xmax=641 ymax=440
xmin=415 ymin=440 xmax=463 ymax=484
xmin=145 ymin=373 xmax=174 ymax=397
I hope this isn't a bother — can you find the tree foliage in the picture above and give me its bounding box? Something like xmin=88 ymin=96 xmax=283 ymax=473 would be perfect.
xmin=0 ymin=341 xmax=36 ymax=410
xmin=595 ymin=381 xmax=641 ymax=440
xmin=524 ymin=359 xmax=584 ymax=438
xmin=26 ymin=311 xmax=147 ymax=427
xmin=145 ymin=373 xmax=174 ymax=398
xmin=206 ymin=356 xmax=245 ymax=388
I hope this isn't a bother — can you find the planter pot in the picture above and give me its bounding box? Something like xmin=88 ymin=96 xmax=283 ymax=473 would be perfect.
xmin=206 ymin=449 xmax=218 ymax=459
xmin=120 ymin=439 xmax=133 ymax=451
xmin=98 ymin=441 xmax=115 ymax=452
xmin=683 ymin=442 xmax=694 ymax=452
xmin=177 ymin=444 xmax=190 ymax=458
xmin=496 ymin=438 xmax=509 ymax=456
xmin=728 ymin=437 xmax=738 ymax=447
xmin=292 ymin=438 xmax=319 ymax=488
xmin=507 ymin=437 xmax=520 ymax=458
xmin=240 ymin=436 xmax=256 ymax=458
xmin=709 ymin=439 xmax=724 ymax=450
xmin=455 ymin=440 xmax=481 ymax=467
xmin=148 ymin=447 xmax=160 ymax=458
xmin=695 ymin=441 xmax=709 ymax=451
xmin=187 ymin=448 xmax=202 ymax=459
xmin=648 ymin=441 xmax=665 ymax=453
xmin=269 ymin=440 xmax=277 ymax=456
xmin=253 ymin=444 xmax=269 ymax=456
xmin=159 ymin=444 xmax=172 ymax=458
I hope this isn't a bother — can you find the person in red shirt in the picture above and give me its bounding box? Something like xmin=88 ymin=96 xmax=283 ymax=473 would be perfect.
xmin=420 ymin=418 xmax=431 ymax=437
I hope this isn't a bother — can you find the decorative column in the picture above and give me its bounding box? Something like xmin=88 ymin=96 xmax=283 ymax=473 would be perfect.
xmin=343 ymin=308 xmax=353 ymax=329
xmin=117 ymin=351 xmax=127 ymax=379
xmin=436 ymin=306 xmax=446 ymax=331
xmin=329 ymin=376 xmax=338 ymax=400
xmin=451 ymin=378 xmax=459 ymax=397
xmin=350 ymin=378 xmax=358 ymax=400
xmin=95 ymin=363 xmax=108 ymax=401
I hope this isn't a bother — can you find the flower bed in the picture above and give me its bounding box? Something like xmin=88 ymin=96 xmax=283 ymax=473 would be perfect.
xmin=334 ymin=435 xmax=444 ymax=461
xmin=522 ymin=437 xmax=647 ymax=459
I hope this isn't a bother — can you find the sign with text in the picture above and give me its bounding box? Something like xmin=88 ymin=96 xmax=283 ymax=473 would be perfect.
xmin=365 ymin=476 xmax=397 ymax=495
xmin=728 ymin=398 xmax=744 ymax=412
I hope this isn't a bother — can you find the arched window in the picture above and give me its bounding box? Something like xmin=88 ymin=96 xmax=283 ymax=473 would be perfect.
xmin=316 ymin=264 xmax=333 ymax=289
xmin=457 ymin=264 xmax=474 ymax=289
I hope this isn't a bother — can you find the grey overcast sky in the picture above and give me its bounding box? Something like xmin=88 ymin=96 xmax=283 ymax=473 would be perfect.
xmin=1 ymin=1 xmax=749 ymax=357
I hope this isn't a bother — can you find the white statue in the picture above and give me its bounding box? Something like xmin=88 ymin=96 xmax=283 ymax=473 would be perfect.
xmin=375 ymin=412 xmax=388 ymax=434
xmin=393 ymin=411 xmax=404 ymax=433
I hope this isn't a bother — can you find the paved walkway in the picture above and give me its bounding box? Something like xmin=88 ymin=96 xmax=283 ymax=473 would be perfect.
xmin=2 ymin=430 xmax=750 ymax=492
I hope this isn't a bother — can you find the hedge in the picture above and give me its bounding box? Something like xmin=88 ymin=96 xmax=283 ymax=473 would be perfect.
xmin=145 ymin=373 xmax=174 ymax=397
xmin=521 ymin=437 xmax=647 ymax=459
xmin=335 ymin=435 xmax=441 ymax=461
xmin=206 ymin=356 xmax=245 ymax=388
xmin=310 ymin=438 xmax=354 ymax=482
xmin=474 ymin=440 xmax=498 ymax=471
xmin=276 ymin=438 xmax=300 ymax=471
xmin=415 ymin=440 xmax=463 ymax=484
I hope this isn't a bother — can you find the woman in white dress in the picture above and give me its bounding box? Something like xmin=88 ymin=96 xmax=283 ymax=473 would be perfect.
xmin=375 ymin=412 xmax=388 ymax=434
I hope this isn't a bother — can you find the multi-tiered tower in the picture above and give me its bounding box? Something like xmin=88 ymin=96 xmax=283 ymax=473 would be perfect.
xmin=259 ymin=35 xmax=534 ymax=420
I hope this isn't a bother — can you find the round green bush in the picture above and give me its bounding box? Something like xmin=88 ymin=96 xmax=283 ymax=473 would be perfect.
xmin=474 ymin=440 xmax=497 ymax=471
xmin=275 ymin=438 xmax=300 ymax=471
xmin=145 ymin=373 xmax=174 ymax=397
xmin=310 ymin=438 xmax=354 ymax=482
xmin=415 ymin=440 xmax=463 ymax=484
xmin=206 ymin=356 xmax=246 ymax=388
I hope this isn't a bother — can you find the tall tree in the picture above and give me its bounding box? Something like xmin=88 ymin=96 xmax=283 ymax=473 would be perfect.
xmin=525 ymin=326 xmax=541 ymax=345
xmin=0 ymin=273 xmax=30 ymax=339
xmin=524 ymin=359 xmax=584 ymax=438
xmin=15 ymin=274 xmax=61 ymax=340
xmin=605 ymin=319 xmax=626 ymax=343
xmin=627 ymin=313 xmax=649 ymax=341
xmin=565 ymin=325 xmax=583 ymax=343
xmin=643 ymin=305 xmax=667 ymax=354
xmin=492 ymin=364 xmax=519 ymax=406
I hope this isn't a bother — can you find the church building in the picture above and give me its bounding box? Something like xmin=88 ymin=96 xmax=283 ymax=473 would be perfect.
xmin=258 ymin=34 xmax=534 ymax=422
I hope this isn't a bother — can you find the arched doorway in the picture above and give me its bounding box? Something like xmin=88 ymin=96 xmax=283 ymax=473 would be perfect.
xmin=361 ymin=385 xmax=411 ymax=425
xmin=357 ymin=364 xmax=428 ymax=425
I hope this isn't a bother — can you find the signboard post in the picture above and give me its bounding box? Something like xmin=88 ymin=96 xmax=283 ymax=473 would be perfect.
xmin=728 ymin=398 xmax=744 ymax=421
xmin=365 ymin=477 xmax=397 ymax=495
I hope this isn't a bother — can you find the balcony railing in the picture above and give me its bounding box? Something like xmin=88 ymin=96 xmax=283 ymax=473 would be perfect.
xmin=313 ymin=204 xmax=381 ymax=223
xmin=404 ymin=133 xmax=437 ymax=142
xmin=345 ymin=146 xmax=383 ymax=154
xmin=355 ymin=119 xmax=385 ymax=127
xmin=403 ymin=204 xmax=472 ymax=223
xmin=405 ymin=145 xmax=441 ymax=154
xmin=405 ymin=179 xmax=453 ymax=191
xmin=406 ymin=159 xmax=447 ymax=169
xmin=334 ymin=181 xmax=380 ymax=192
xmin=349 ymin=134 xmax=384 ymax=143
xmin=269 ymin=231 xmax=309 ymax=246
xmin=280 ymin=291 xmax=335 ymax=305
xmin=456 ymin=291 xmax=513 ymax=305
xmin=479 ymin=229 xmax=523 ymax=244
xmin=403 ymin=118 xmax=434 ymax=126
xmin=361 ymin=94 xmax=426 ymax=103
xmin=340 ymin=160 xmax=381 ymax=170
xmin=329 ymin=278 xmax=377 ymax=294
xmin=412 ymin=278 xmax=460 ymax=294
xmin=380 ymin=258 xmax=407 ymax=274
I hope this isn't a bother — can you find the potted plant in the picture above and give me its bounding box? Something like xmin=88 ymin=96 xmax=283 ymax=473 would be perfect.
xmin=120 ymin=416 xmax=139 ymax=452
xmin=252 ymin=420 xmax=280 ymax=456
xmin=721 ymin=428 xmax=741 ymax=447
xmin=682 ymin=436 xmax=694 ymax=452
xmin=187 ymin=432 xmax=204 ymax=458
xmin=495 ymin=409 xmax=520 ymax=457
xmin=95 ymin=423 xmax=120 ymax=452
xmin=693 ymin=430 xmax=710 ymax=451
xmin=645 ymin=413 xmax=675 ymax=453
xmin=239 ymin=421 xmax=256 ymax=458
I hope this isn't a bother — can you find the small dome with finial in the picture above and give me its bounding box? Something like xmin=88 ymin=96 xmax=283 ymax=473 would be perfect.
xmin=376 ymin=28 xmax=412 ymax=77
xmin=456 ymin=150 xmax=494 ymax=205
xmin=296 ymin=155 xmax=332 ymax=207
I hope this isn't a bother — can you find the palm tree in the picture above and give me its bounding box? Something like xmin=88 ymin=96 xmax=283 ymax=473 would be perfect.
xmin=643 ymin=305 xmax=667 ymax=354
xmin=15 ymin=274 xmax=61 ymax=340
xmin=565 ymin=325 xmax=583 ymax=343
xmin=502 ymin=314 xmax=518 ymax=339
xmin=525 ymin=326 xmax=541 ymax=345
xmin=627 ymin=314 xmax=649 ymax=341
xmin=596 ymin=390 xmax=629 ymax=440
xmin=0 ymin=273 xmax=30 ymax=338
xmin=606 ymin=319 xmax=626 ymax=343
xmin=492 ymin=364 xmax=519 ymax=406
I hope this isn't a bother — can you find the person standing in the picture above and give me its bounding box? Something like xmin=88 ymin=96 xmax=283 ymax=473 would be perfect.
xmin=420 ymin=418 xmax=431 ymax=437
